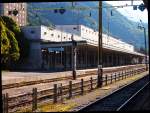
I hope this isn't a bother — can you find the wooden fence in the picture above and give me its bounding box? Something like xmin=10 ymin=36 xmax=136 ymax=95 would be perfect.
xmin=2 ymin=67 xmax=148 ymax=113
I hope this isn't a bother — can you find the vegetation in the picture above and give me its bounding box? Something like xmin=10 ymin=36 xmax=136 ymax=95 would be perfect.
xmin=15 ymin=102 xmax=76 ymax=112
xmin=0 ymin=16 xmax=30 ymax=70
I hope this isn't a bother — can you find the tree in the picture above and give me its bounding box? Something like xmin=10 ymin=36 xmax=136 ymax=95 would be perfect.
xmin=0 ymin=17 xmax=20 ymax=69
xmin=1 ymin=16 xmax=30 ymax=69
xmin=0 ymin=20 xmax=10 ymax=64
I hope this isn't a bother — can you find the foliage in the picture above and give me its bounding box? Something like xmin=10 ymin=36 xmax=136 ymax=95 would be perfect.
xmin=1 ymin=16 xmax=21 ymax=34
xmin=0 ymin=17 xmax=20 ymax=66
xmin=1 ymin=16 xmax=30 ymax=69
xmin=0 ymin=20 xmax=10 ymax=63
xmin=38 ymin=102 xmax=76 ymax=112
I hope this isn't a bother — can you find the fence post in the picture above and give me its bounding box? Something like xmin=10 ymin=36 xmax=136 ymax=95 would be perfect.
xmin=111 ymin=74 xmax=113 ymax=84
xmin=127 ymin=70 xmax=129 ymax=77
xmin=90 ymin=77 xmax=93 ymax=90
xmin=121 ymin=71 xmax=123 ymax=80
xmin=105 ymin=75 xmax=108 ymax=86
xmin=3 ymin=93 xmax=8 ymax=113
xmin=32 ymin=88 xmax=37 ymax=112
xmin=97 ymin=75 xmax=102 ymax=88
xmin=115 ymin=73 xmax=116 ymax=82
xmin=81 ymin=79 xmax=84 ymax=95
xmin=125 ymin=70 xmax=126 ymax=79
xmin=132 ymin=69 xmax=134 ymax=76
xmin=2 ymin=94 xmax=5 ymax=113
xmin=117 ymin=73 xmax=119 ymax=81
xmin=53 ymin=84 xmax=58 ymax=103
xmin=134 ymin=69 xmax=136 ymax=75
xmin=137 ymin=69 xmax=139 ymax=74
xmin=139 ymin=68 xmax=141 ymax=73
xmin=6 ymin=93 xmax=8 ymax=113
xmin=69 ymin=81 xmax=72 ymax=99
xmin=59 ymin=83 xmax=63 ymax=103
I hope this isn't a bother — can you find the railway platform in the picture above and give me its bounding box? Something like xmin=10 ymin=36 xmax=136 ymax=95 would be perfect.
xmin=2 ymin=64 xmax=145 ymax=85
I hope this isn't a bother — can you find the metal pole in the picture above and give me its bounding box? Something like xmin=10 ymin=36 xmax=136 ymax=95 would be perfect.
xmin=61 ymin=26 xmax=63 ymax=70
xmin=72 ymin=34 xmax=77 ymax=80
xmin=107 ymin=8 xmax=110 ymax=38
xmin=144 ymin=28 xmax=148 ymax=71
xmin=97 ymin=1 xmax=103 ymax=87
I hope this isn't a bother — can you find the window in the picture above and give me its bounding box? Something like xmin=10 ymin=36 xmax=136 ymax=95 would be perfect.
xmin=73 ymin=27 xmax=77 ymax=30
xmin=64 ymin=37 xmax=66 ymax=39
xmin=8 ymin=10 xmax=12 ymax=15
xmin=58 ymin=35 xmax=60 ymax=38
xmin=31 ymin=30 xmax=35 ymax=34
xmin=51 ymin=34 xmax=54 ymax=36
xmin=44 ymin=32 xmax=47 ymax=35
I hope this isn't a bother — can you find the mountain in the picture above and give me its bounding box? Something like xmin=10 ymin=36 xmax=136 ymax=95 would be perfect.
xmin=27 ymin=2 xmax=148 ymax=49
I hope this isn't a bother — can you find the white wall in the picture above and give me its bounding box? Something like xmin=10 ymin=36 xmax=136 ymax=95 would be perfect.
xmin=56 ymin=25 xmax=81 ymax=36
xmin=22 ymin=25 xmax=134 ymax=53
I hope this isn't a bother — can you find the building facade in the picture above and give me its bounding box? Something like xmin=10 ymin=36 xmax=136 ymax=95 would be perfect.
xmin=21 ymin=25 xmax=145 ymax=71
xmin=0 ymin=3 xmax=27 ymax=26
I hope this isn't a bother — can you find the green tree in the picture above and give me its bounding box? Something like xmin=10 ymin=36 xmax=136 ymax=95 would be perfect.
xmin=0 ymin=20 xmax=10 ymax=63
xmin=1 ymin=16 xmax=30 ymax=69
xmin=0 ymin=17 xmax=20 ymax=69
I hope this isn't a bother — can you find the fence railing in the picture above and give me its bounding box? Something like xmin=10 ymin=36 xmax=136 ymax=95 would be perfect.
xmin=2 ymin=66 xmax=148 ymax=113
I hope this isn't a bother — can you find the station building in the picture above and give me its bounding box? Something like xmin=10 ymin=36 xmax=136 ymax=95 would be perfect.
xmin=21 ymin=25 xmax=145 ymax=71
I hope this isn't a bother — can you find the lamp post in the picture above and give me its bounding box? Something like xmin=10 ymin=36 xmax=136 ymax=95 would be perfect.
xmin=97 ymin=1 xmax=103 ymax=87
xmin=138 ymin=23 xmax=148 ymax=71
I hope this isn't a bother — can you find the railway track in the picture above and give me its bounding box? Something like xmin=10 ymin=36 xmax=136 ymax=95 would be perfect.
xmin=78 ymin=75 xmax=149 ymax=111
xmin=118 ymin=81 xmax=150 ymax=111
xmin=2 ymin=65 xmax=144 ymax=90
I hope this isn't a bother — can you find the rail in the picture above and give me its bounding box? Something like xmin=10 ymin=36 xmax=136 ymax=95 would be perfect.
xmin=117 ymin=81 xmax=150 ymax=111
xmin=2 ymin=64 xmax=147 ymax=90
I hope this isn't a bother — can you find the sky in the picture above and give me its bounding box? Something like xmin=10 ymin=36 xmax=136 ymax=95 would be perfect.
xmin=105 ymin=0 xmax=148 ymax=23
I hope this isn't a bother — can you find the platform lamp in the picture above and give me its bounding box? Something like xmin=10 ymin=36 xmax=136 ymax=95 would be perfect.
xmin=97 ymin=1 xmax=103 ymax=87
xmin=137 ymin=22 xmax=148 ymax=71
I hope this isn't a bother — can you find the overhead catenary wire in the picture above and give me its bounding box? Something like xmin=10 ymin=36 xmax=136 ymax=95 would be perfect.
xmin=32 ymin=4 xmax=141 ymax=11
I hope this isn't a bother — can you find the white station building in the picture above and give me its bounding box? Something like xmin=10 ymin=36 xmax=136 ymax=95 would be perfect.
xmin=21 ymin=25 xmax=145 ymax=71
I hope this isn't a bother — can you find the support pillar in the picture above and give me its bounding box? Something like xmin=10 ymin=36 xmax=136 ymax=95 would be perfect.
xmin=97 ymin=1 xmax=103 ymax=88
xmin=86 ymin=45 xmax=88 ymax=68
xmin=111 ymin=53 xmax=113 ymax=66
xmin=71 ymin=35 xmax=77 ymax=80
